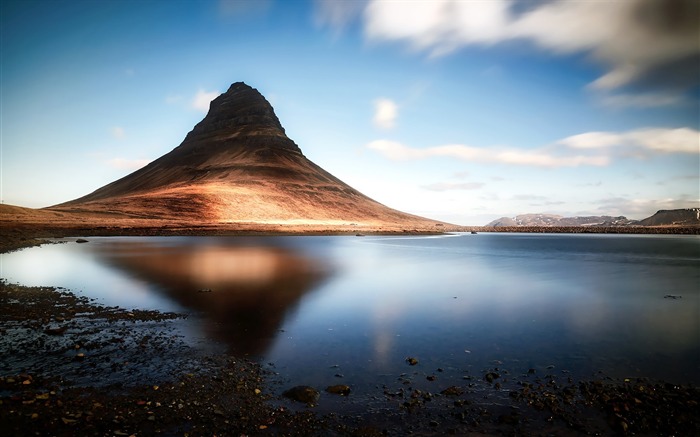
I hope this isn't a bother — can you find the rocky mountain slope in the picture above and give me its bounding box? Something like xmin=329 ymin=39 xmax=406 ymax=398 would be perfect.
xmin=50 ymin=82 xmax=445 ymax=229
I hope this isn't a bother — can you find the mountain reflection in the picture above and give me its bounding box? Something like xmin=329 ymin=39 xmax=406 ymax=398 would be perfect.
xmin=97 ymin=240 xmax=328 ymax=355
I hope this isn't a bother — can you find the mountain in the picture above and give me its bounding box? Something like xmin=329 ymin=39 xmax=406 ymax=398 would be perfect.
xmin=486 ymin=214 xmax=635 ymax=227
xmin=50 ymin=82 xmax=445 ymax=230
xmin=637 ymin=209 xmax=700 ymax=226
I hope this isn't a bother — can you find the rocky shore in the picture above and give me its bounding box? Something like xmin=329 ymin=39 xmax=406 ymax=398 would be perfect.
xmin=2 ymin=236 xmax=699 ymax=436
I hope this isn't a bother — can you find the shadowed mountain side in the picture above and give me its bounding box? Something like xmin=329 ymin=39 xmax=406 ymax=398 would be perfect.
xmin=49 ymin=82 xmax=444 ymax=228
xmin=95 ymin=241 xmax=328 ymax=355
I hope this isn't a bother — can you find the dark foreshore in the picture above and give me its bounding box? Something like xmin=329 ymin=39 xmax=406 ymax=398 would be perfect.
xmin=2 ymin=232 xmax=699 ymax=436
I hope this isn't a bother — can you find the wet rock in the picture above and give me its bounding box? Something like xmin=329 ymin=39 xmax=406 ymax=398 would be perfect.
xmin=326 ymin=385 xmax=351 ymax=396
xmin=43 ymin=327 xmax=67 ymax=336
xmin=75 ymin=239 xmax=89 ymax=244
xmin=406 ymin=357 xmax=419 ymax=366
xmin=484 ymin=372 xmax=500 ymax=383
xmin=283 ymin=385 xmax=320 ymax=404
xmin=440 ymin=386 xmax=463 ymax=396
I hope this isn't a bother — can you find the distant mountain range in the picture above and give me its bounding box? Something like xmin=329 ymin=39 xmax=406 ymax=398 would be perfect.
xmin=486 ymin=209 xmax=700 ymax=227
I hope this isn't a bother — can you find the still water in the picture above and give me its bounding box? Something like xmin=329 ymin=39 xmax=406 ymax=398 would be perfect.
xmin=2 ymin=233 xmax=699 ymax=397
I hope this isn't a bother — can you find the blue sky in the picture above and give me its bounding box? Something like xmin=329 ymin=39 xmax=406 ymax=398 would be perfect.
xmin=2 ymin=0 xmax=698 ymax=225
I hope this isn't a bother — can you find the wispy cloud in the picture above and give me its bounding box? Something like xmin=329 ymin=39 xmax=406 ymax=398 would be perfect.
xmin=422 ymin=182 xmax=484 ymax=192
xmin=366 ymin=140 xmax=609 ymax=168
xmin=368 ymin=127 xmax=699 ymax=168
xmin=597 ymin=91 xmax=687 ymax=109
xmin=559 ymin=128 xmax=700 ymax=154
xmin=192 ymin=89 xmax=220 ymax=112
xmin=596 ymin=196 xmax=700 ymax=218
xmin=110 ymin=126 xmax=125 ymax=140
xmin=314 ymin=0 xmax=367 ymax=32
xmin=373 ymin=98 xmax=398 ymax=129
xmin=108 ymin=158 xmax=150 ymax=170
xmin=511 ymin=194 xmax=549 ymax=201
xmin=165 ymin=94 xmax=183 ymax=104
xmin=514 ymin=196 xmax=566 ymax=207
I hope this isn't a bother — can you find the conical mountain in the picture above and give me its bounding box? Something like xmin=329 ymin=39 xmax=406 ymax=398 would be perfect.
xmin=53 ymin=82 xmax=444 ymax=228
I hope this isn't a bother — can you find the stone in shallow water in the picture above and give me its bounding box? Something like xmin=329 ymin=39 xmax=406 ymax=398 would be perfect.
xmin=440 ymin=386 xmax=463 ymax=396
xmin=484 ymin=372 xmax=500 ymax=383
xmin=326 ymin=385 xmax=351 ymax=396
xmin=283 ymin=385 xmax=320 ymax=404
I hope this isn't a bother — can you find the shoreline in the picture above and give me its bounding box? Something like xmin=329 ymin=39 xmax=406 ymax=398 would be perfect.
xmin=2 ymin=233 xmax=699 ymax=435
xmin=2 ymin=222 xmax=697 ymax=253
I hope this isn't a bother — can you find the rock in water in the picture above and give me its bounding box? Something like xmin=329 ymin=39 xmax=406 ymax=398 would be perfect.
xmin=325 ymin=385 xmax=351 ymax=396
xmin=283 ymin=385 xmax=320 ymax=404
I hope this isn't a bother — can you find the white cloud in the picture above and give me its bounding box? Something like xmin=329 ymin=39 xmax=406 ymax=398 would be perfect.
xmin=373 ymin=98 xmax=398 ymax=129
xmin=192 ymin=89 xmax=220 ymax=112
xmin=559 ymin=128 xmax=700 ymax=154
xmin=355 ymin=0 xmax=700 ymax=91
xmin=110 ymin=126 xmax=125 ymax=139
xmin=365 ymin=0 xmax=512 ymax=56
xmin=366 ymin=139 xmax=609 ymax=168
xmin=108 ymin=158 xmax=150 ymax=170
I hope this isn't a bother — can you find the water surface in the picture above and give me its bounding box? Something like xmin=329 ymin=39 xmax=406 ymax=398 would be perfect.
xmin=2 ymin=233 xmax=698 ymax=404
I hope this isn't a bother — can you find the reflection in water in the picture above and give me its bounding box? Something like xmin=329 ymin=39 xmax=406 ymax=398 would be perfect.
xmin=97 ymin=241 xmax=328 ymax=355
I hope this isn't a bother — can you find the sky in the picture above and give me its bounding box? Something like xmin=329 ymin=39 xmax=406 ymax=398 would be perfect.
xmin=1 ymin=0 xmax=698 ymax=225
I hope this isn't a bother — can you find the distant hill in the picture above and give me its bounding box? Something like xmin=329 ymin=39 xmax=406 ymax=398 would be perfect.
xmin=486 ymin=213 xmax=635 ymax=227
xmin=637 ymin=209 xmax=700 ymax=226
xmin=486 ymin=209 xmax=700 ymax=227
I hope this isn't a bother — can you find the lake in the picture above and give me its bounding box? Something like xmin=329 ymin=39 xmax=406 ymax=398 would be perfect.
xmin=2 ymin=233 xmax=699 ymax=410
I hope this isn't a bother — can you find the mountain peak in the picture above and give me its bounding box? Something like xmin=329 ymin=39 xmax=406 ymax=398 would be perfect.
xmin=184 ymin=81 xmax=299 ymax=154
